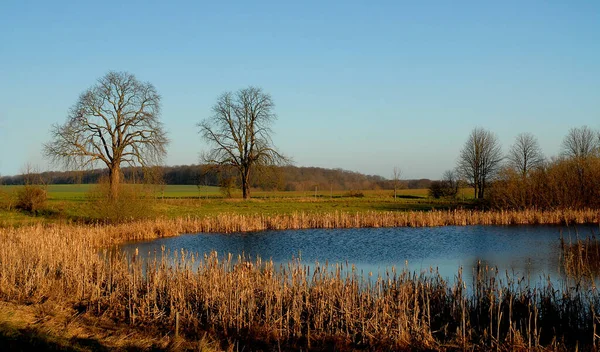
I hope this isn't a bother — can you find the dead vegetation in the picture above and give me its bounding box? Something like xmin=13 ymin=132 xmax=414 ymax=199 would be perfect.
xmin=561 ymin=234 xmax=600 ymax=279
xmin=0 ymin=218 xmax=599 ymax=350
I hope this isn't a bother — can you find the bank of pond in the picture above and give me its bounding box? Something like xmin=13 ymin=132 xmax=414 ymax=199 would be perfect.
xmin=1 ymin=219 xmax=600 ymax=350
xmin=118 ymin=224 xmax=600 ymax=350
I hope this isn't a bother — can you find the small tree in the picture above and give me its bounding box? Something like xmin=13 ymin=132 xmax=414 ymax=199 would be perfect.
xmin=199 ymin=87 xmax=288 ymax=199
xmin=457 ymin=127 xmax=503 ymax=199
xmin=15 ymin=164 xmax=47 ymax=214
xmin=44 ymin=71 xmax=168 ymax=200
xmin=392 ymin=167 xmax=402 ymax=200
xmin=429 ymin=170 xmax=460 ymax=199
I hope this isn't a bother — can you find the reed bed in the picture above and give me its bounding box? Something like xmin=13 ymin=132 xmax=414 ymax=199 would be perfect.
xmin=87 ymin=209 xmax=600 ymax=246
xmin=1 ymin=222 xmax=600 ymax=350
xmin=562 ymin=235 xmax=600 ymax=280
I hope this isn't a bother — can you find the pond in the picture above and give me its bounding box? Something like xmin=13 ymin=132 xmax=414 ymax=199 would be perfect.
xmin=120 ymin=224 xmax=598 ymax=285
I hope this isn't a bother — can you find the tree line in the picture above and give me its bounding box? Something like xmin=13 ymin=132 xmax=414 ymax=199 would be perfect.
xmin=432 ymin=125 xmax=600 ymax=210
xmin=6 ymin=70 xmax=597 ymax=205
xmin=0 ymin=164 xmax=434 ymax=192
xmin=18 ymin=70 xmax=434 ymax=198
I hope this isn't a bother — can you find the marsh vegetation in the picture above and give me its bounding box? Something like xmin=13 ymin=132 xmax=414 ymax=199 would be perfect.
xmin=0 ymin=222 xmax=599 ymax=350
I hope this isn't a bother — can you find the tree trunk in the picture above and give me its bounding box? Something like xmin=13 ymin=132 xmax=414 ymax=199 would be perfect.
xmin=242 ymin=168 xmax=250 ymax=199
xmin=109 ymin=164 xmax=121 ymax=200
xmin=478 ymin=180 xmax=485 ymax=199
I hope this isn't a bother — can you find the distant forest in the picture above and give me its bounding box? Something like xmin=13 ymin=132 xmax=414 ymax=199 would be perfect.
xmin=0 ymin=165 xmax=432 ymax=191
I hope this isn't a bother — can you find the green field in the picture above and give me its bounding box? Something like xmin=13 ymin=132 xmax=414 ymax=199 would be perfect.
xmin=1 ymin=184 xmax=474 ymax=200
xmin=0 ymin=184 xmax=475 ymax=225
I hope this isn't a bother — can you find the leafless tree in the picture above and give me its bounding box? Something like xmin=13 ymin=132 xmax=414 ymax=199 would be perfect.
xmin=44 ymin=71 xmax=168 ymax=199
xmin=429 ymin=169 xmax=460 ymax=199
xmin=507 ymin=133 xmax=544 ymax=176
xmin=561 ymin=126 xmax=599 ymax=199
xmin=392 ymin=167 xmax=402 ymax=200
xmin=457 ymin=127 xmax=503 ymax=199
xmin=561 ymin=126 xmax=599 ymax=160
xmin=198 ymin=87 xmax=288 ymax=199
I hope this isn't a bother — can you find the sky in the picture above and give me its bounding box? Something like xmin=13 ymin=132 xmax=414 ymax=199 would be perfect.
xmin=0 ymin=0 xmax=599 ymax=179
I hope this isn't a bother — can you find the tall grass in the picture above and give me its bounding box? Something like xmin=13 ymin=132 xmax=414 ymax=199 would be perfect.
xmin=1 ymin=222 xmax=600 ymax=350
xmin=112 ymin=209 xmax=600 ymax=239
xmin=561 ymin=235 xmax=600 ymax=279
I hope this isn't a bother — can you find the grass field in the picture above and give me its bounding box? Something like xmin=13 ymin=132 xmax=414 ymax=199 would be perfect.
xmin=0 ymin=184 xmax=476 ymax=225
xmin=0 ymin=184 xmax=474 ymax=200
xmin=0 ymin=185 xmax=599 ymax=350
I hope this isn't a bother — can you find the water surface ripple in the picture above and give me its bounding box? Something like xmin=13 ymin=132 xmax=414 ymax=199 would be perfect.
xmin=121 ymin=225 xmax=598 ymax=284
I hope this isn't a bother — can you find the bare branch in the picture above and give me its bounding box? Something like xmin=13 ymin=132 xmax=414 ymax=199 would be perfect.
xmin=198 ymin=86 xmax=290 ymax=199
xmin=44 ymin=71 xmax=169 ymax=199
xmin=507 ymin=132 xmax=545 ymax=176
xmin=457 ymin=127 xmax=503 ymax=199
xmin=562 ymin=126 xmax=599 ymax=160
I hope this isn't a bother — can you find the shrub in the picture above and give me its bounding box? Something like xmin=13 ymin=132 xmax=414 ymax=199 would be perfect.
xmin=489 ymin=156 xmax=600 ymax=210
xmin=15 ymin=185 xmax=47 ymax=213
xmin=86 ymin=180 xmax=156 ymax=224
xmin=344 ymin=190 xmax=364 ymax=198
xmin=428 ymin=180 xmax=458 ymax=199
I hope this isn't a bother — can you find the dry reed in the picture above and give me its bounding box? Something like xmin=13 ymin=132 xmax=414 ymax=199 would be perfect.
xmin=1 ymin=218 xmax=600 ymax=350
xmin=73 ymin=208 xmax=600 ymax=247
xmin=561 ymin=235 xmax=600 ymax=280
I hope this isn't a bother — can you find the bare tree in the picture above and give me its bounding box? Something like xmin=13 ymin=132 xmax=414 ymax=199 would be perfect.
xmin=198 ymin=87 xmax=288 ymax=199
xmin=457 ymin=127 xmax=503 ymax=199
xmin=44 ymin=71 xmax=168 ymax=199
xmin=562 ymin=126 xmax=599 ymax=160
xmin=507 ymin=132 xmax=544 ymax=176
xmin=429 ymin=169 xmax=460 ymax=199
xmin=561 ymin=126 xmax=599 ymax=199
xmin=392 ymin=167 xmax=402 ymax=200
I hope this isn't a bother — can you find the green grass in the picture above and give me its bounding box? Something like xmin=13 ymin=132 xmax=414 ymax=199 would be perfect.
xmin=0 ymin=184 xmax=223 ymax=200
xmin=0 ymin=184 xmax=473 ymax=201
xmin=0 ymin=184 xmax=475 ymax=225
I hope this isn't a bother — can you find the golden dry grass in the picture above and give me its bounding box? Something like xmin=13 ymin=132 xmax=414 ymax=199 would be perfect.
xmin=561 ymin=235 xmax=600 ymax=280
xmin=111 ymin=208 xmax=600 ymax=239
xmin=0 ymin=210 xmax=599 ymax=350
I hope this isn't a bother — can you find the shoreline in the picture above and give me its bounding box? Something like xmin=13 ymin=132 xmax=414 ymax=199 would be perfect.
xmin=1 ymin=208 xmax=599 ymax=350
xmin=85 ymin=208 xmax=600 ymax=246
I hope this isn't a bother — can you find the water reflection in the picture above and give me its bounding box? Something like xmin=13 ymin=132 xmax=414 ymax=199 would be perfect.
xmin=120 ymin=225 xmax=597 ymax=285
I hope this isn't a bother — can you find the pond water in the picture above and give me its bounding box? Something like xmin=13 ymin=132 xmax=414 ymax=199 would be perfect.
xmin=120 ymin=224 xmax=598 ymax=285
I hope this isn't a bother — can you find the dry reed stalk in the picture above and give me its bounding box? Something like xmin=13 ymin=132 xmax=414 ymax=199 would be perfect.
xmin=0 ymin=210 xmax=599 ymax=350
xmin=27 ymin=209 xmax=597 ymax=247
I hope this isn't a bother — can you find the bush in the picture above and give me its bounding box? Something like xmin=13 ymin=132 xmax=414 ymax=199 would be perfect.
xmin=0 ymin=190 xmax=15 ymax=210
xmin=344 ymin=190 xmax=364 ymax=198
xmin=86 ymin=180 xmax=156 ymax=224
xmin=489 ymin=156 xmax=600 ymax=210
xmin=428 ymin=180 xmax=458 ymax=199
xmin=15 ymin=185 xmax=47 ymax=213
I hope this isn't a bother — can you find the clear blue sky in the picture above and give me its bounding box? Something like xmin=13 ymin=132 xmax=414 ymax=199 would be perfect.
xmin=1 ymin=0 xmax=598 ymax=179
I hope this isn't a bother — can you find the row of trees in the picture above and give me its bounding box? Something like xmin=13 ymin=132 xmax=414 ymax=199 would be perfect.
xmin=20 ymin=70 xmax=600 ymax=204
xmin=1 ymin=164 xmax=431 ymax=193
xmin=445 ymin=126 xmax=600 ymax=209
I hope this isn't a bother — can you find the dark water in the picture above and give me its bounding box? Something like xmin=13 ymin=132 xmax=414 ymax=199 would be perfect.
xmin=120 ymin=225 xmax=598 ymax=284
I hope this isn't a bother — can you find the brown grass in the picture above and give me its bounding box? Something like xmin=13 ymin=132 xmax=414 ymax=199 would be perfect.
xmin=109 ymin=209 xmax=600 ymax=241
xmin=1 ymin=212 xmax=600 ymax=350
xmin=561 ymin=235 xmax=600 ymax=279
